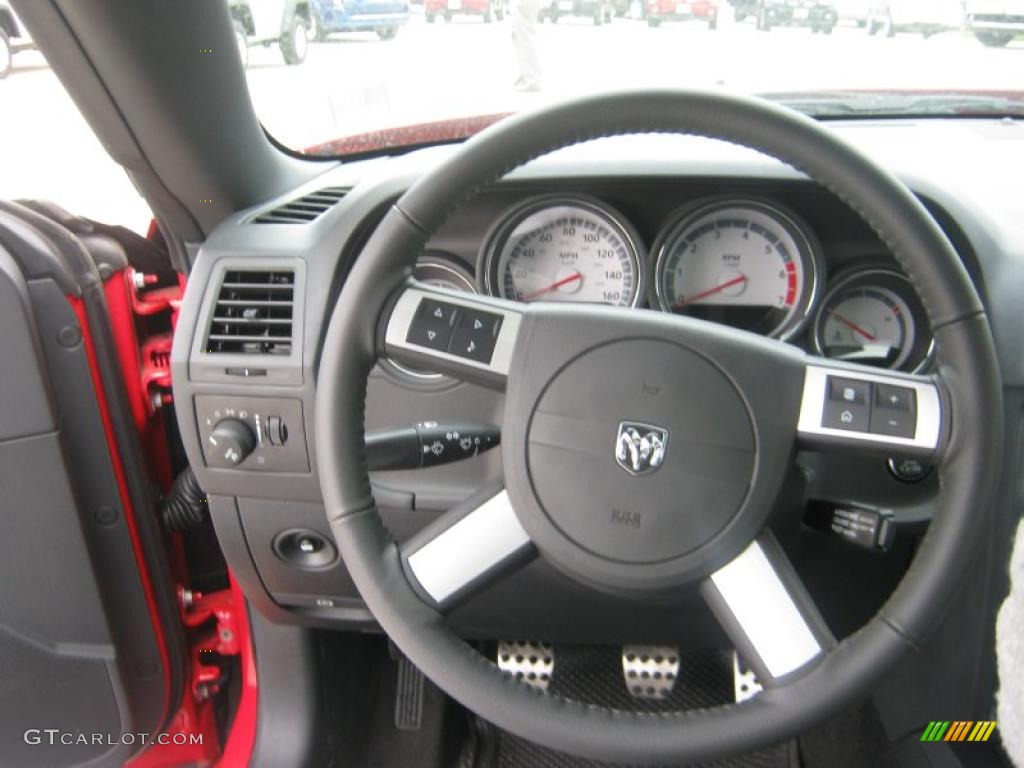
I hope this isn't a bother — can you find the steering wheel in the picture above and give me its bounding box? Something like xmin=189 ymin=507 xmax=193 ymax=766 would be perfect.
xmin=316 ymin=91 xmax=1001 ymax=764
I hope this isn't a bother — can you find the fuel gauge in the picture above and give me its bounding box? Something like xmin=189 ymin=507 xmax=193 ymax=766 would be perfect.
xmin=813 ymin=269 xmax=933 ymax=373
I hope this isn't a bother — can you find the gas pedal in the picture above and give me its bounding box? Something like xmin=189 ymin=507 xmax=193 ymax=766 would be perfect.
xmin=732 ymin=651 xmax=763 ymax=703
xmin=394 ymin=651 xmax=425 ymax=730
xmin=496 ymin=641 xmax=554 ymax=691
xmin=622 ymin=645 xmax=679 ymax=699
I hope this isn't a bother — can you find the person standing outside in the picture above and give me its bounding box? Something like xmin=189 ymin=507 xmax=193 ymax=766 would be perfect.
xmin=511 ymin=0 xmax=543 ymax=91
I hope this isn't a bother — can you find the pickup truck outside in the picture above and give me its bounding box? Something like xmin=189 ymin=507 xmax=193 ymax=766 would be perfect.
xmin=965 ymin=0 xmax=1024 ymax=45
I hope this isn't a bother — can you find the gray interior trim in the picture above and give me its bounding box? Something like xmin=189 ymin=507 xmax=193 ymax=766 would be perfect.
xmin=708 ymin=539 xmax=823 ymax=678
xmin=405 ymin=490 xmax=531 ymax=607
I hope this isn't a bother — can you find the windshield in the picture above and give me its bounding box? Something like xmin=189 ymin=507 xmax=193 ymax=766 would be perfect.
xmin=240 ymin=0 xmax=1024 ymax=155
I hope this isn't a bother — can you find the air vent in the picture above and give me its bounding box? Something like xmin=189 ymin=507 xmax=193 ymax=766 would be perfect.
xmin=253 ymin=186 xmax=349 ymax=224
xmin=206 ymin=270 xmax=295 ymax=355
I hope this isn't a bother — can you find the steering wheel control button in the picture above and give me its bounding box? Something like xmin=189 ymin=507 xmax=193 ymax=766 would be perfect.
xmin=805 ymin=502 xmax=895 ymax=550
xmin=407 ymin=299 xmax=458 ymax=351
xmin=870 ymin=384 xmax=917 ymax=438
xmin=822 ymin=376 xmax=871 ymax=432
xmin=273 ymin=529 xmax=337 ymax=569
xmin=405 ymin=298 xmax=504 ymax=364
xmin=887 ymin=456 xmax=932 ymax=483
xmin=448 ymin=308 xmax=503 ymax=363
xmin=622 ymin=646 xmax=679 ymax=700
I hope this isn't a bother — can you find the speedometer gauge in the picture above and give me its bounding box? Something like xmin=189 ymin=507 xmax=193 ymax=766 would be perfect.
xmin=812 ymin=269 xmax=934 ymax=372
xmin=481 ymin=196 xmax=644 ymax=307
xmin=651 ymin=200 xmax=822 ymax=339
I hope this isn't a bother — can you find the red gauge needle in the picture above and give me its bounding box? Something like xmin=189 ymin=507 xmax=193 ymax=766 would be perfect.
xmin=674 ymin=274 xmax=748 ymax=308
xmin=829 ymin=310 xmax=877 ymax=341
xmin=522 ymin=271 xmax=582 ymax=301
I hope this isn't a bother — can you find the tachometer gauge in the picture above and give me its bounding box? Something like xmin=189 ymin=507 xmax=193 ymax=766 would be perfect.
xmin=813 ymin=269 xmax=934 ymax=372
xmin=481 ymin=196 xmax=644 ymax=307
xmin=651 ymin=200 xmax=822 ymax=339
xmin=413 ymin=255 xmax=477 ymax=294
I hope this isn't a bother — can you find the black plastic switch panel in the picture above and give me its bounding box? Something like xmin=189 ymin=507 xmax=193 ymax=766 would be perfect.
xmin=806 ymin=501 xmax=894 ymax=550
xmin=448 ymin=308 xmax=503 ymax=363
xmin=822 ymin=376 xmax=871 ymax=432
xmin=407 ymin=299 xmax=458 ymax=351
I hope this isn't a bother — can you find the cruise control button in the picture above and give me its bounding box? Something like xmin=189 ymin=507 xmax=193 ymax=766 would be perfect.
xmin=407 ymin=299 xmax=458 ymax=351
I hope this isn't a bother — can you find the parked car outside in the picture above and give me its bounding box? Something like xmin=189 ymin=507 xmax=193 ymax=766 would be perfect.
xmin=733 ymin=0 xmax=838 ymax=32
xmin=0 ymin=2 xmax=35 ymax=78
xmin=538 ymin=0 xmax=614 ymax=24
xmin=965 ymin=0 xmax=1024 ymax=45
xmin=832 ymin=0 xmax=872 ymax=25
xmin=424 ymin=0 xmax=506 ymax=23
xmin=229 ymin=0 xmax=311 ymax=66
xmin=308 ymin=0 xmax=410 ymax=38
xmin=866 ymin=0 xmax=964 ymax=36
xmin=645 ymin=0 xmax=719 ymax=27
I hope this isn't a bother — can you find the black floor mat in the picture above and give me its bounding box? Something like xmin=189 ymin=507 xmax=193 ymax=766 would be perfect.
xmin=460 ymin=645 xmax=797 ymax=768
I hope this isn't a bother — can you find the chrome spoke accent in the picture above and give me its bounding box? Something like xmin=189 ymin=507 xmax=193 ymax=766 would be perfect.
xmin=402 ymin=488 xmax=534 ymax=610
xmin=703 ymin=535 xmax=832 ymax=684
xmin=797 ymin=358 xmax=944 ymax=456
xmin=383 ymin=282 xmax=524 ymax=389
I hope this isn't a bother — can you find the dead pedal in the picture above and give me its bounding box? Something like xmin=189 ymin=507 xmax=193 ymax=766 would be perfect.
xmin=394 ymin=650 xmax=425 ymax=730
xmin=496 ymin=641 xmax=554 ymax=691
xmin=622 ymin=645 xmax=679 ymax=699
xmin=733 ymin=651 xmax=763 ymax=703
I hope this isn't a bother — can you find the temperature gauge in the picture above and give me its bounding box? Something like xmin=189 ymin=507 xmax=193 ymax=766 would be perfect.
xmin=813 ymin=269 xmax=933 ymax=372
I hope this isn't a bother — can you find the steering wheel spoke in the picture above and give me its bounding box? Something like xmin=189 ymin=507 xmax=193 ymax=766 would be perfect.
xmin=401 ymin=486 xmax=536 ymax=611
xmin=382 ymin=280 xmax=524 ymax=389
xmin=702 ymin=533 xmax=836 ymax=687
xmin=796 ymin=357 xmax=946 ymax=461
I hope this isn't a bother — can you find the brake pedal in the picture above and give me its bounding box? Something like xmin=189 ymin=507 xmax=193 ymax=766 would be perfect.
xmin=496 ymin=641 xmax=554 ymax=691
xmin=622 ymin=645 xmax=679 ymax=699
xmin=732 ymin=651 xmax=763 ymax=703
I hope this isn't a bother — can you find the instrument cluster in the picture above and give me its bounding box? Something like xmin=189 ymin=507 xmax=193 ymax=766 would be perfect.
xmin=413 ymin=193 xmax=935 ymax=375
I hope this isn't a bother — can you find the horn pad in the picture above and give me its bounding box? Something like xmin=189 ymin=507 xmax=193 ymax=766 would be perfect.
xmin=525 ymin=339 xmax=755 ymax=565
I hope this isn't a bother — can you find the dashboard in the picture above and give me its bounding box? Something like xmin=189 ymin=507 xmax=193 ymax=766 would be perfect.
xmin=170 ymin=121 xmax=1017 ymax=643
xmin=398 ymin=185 xmax=937 ymax=383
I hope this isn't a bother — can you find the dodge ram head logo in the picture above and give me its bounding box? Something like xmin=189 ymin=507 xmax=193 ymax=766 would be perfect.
xmin=615 ymin=422 xmax=669 ymax=476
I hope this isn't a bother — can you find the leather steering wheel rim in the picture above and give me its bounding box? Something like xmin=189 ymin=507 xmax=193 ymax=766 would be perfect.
xmin=316 ymin=90 xmax=1002 ymax=764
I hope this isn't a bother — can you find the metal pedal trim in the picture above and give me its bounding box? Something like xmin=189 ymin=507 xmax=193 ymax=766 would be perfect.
xmin=497 ymin=641 xmax=554 ymax=691
xmin=733 ymin=650 xmax=763 ymax=703
xmin=622 ymin=645 xmax=679 ymax=699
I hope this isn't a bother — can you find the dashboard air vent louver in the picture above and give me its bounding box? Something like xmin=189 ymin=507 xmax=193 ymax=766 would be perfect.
xmin=253 ymin=186 xmax=349 ymax=224
xmin=206 ymin=270 xmax=295 ymax=355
